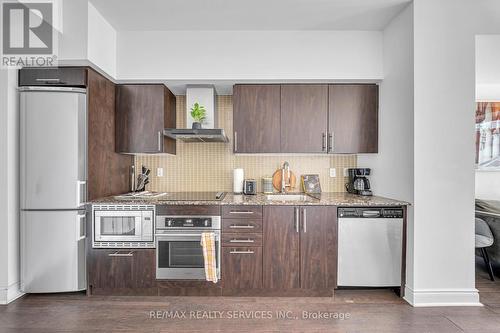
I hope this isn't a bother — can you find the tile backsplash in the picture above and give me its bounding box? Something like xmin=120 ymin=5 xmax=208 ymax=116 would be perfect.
xmin=135 ymin=95 xmax=356 ymax=193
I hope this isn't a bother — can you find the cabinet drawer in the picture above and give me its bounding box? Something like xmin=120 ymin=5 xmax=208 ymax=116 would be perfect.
xmin=156 ymin=205 xmax=220 ymax=216
xmin=222 ymin=233 xmax=262 ymax=247
xmin=19 ymin=67 xmax=87 ymax=87
xmin=222 ymin=205 xmax=262 ymax=219
xmin=222 ymin=246 xmax=262 ymax=289
xmin=222 ymin=219 xmax=262 ymax=233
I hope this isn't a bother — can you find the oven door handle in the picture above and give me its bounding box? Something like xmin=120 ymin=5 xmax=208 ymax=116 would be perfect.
xmin=155 ymin=233 xmax=220 ymax=241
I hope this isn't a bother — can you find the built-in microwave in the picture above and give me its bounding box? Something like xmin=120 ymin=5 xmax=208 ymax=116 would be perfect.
xmin=92 ymin=205 xmax=155 ymax=248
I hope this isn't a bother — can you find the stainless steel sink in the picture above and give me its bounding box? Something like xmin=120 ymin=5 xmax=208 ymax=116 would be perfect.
xmin=265 ymin=194 xmax=313 ymax=202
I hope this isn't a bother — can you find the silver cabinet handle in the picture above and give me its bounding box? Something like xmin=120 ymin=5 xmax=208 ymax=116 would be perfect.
xmin=230 ymin=250 xmax=254 ymax=254
xmin=329 ymin=132 xmax=334 ymax=152
xmin=229 ymin=239 xmax=255 ymax=243
xmin=295 ymin=207 xmax=299 ymax=233
xmin=157 ymin=131 xmax=163 ymax=152
xmin=108 ymin=251 xmax=133 ymax=257
xmin=234 ymin=131 xmax=238 ymax=152
xmin=229 ymin=210 xmax=254 ymax=215
xmin=322 ymin=133 xmax=327 ymax=152
xmin=303 ymin=208 xmax=307 ymax=233
xmin=229 ymin=224 xmax=255 ymax=229
xmin=35 ymin=78 xmax=60 ymax=82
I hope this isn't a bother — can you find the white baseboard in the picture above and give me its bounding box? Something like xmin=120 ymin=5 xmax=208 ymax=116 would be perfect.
xmin=0 ymin=281 xmax=25 ymax=305
xmin=404 ymin=286 xmax=482 ymax=307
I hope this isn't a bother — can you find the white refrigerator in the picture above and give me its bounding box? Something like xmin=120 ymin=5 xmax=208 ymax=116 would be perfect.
xmin=20 ymin=87 xmax=87 ymax=293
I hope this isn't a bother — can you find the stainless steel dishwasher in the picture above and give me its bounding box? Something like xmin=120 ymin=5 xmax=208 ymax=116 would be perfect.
xmin=337 ymin=207 xmax=404 ymax=287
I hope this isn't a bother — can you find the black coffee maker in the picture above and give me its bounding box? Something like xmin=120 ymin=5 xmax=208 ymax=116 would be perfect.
xmin=345 ymin=168 xmax=372 ymax=196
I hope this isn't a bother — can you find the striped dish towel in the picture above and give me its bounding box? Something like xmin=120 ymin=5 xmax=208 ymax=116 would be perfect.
xmin=200 ymin=232 xmax=218 ymax=283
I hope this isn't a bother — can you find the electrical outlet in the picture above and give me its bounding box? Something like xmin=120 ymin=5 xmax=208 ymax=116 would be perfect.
xmin=329 ymin=168 xmax=336 ymax=178
xmin=343 ymin=168 xmax=349 ymax=177
xmin=157 ymin=167 xmax=164 ymax=177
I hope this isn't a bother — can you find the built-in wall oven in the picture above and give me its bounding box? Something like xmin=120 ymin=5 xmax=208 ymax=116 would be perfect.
xmin=155 ymin=215 xmax=221 ymax=280
xmin=92 ymin=205 xmax=155 ymax=248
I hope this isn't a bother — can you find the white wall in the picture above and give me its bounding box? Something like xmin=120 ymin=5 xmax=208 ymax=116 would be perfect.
xmin=87 ymin=2 xmax=117 ymax=78
xmin=0 ymin=69 xmax=23 ymax=304
xmin=116 ymin=30 xmax=383 ymax=80
xmin=408 ymin=0 xmax=500 ymax=306
xmin=58 ymin=0 xmax=88 ymax=61
xmin=358 ymin=2 xmax=414 ymax=289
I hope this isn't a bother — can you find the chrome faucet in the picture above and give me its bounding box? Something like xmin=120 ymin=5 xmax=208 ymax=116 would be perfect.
xmin=281 ymin=161 xmax=290 ymax=193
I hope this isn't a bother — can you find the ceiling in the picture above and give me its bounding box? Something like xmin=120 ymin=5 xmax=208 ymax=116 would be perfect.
xmin=89 ymin=0 xmax=411 ymax=31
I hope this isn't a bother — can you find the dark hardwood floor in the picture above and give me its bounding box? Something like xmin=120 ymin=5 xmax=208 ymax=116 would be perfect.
xmin=1 ymin=261 xmax=500 ymax=332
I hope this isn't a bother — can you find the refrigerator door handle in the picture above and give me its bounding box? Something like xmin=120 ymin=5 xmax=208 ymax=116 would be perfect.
xmin=76 ymin=180 xmax=86 ymax=207
xmin=76 ymin=214 xmax=86 ymax=241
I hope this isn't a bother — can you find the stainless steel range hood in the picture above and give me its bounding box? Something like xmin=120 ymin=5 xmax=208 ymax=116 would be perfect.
xmin=163 ymin=128 xmax=229 ymax=143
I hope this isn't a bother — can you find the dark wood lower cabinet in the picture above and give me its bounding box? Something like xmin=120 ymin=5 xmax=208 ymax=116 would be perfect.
xmin=300 ymin=206 xmax=337 ymax=289
xmin=263 ymin=206 xmax=337 ymax=292
xmin=222 ymin=247 xmax=262 ymax=289
xmin=88 ymin=249 xmax=155 ymax=295
xmin=263 ymin=206 xmax=300 ymax=289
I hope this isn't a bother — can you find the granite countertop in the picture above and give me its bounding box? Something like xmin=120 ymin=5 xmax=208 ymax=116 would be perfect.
xmin=89 ymin=192 xmax=410 ymax=207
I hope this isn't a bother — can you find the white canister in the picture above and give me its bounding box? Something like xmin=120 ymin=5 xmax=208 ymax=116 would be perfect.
xmin=233 ymin=168 xmax=244 ymax=194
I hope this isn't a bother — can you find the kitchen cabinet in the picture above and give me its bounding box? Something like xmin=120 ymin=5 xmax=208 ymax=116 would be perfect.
xmin=115 ymin=84 xmax=176 ymax=154
xmin=263 ymin=206 xmax=337 ymax=290
xmin=328 ymin=84 xmax=379 ymax=153
xmin=232 ymin=83 xmax=378 ymax=154
xmin=280 ymin=85 xmax=329 ymax=153
xmin=221 ymin=205 xmax=263 ymax=290
xmin=233 ymin=85 xmax=281 ymax=153
xmin=87 ymin=69 xmax=133 ymax=200
xmin=299 ymin=206 xmax=337 ymax=289
xmin=263 ymin=206 xmax=300 ymax=289
xmin=88 ymin=249 xmax=155 ymax=294
xmin=222 ymin=247 xmax=263 ymax=289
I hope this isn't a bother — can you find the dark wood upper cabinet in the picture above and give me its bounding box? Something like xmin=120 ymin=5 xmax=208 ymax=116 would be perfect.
xmin=232 ymin=83 xmax=378 ymax=154
xmin=115 ymin=84 xmax=176 ymax=154
xmin=299 ymin=206 xmax=337 ymax=289
xmin=280 ymin=85 xmax=328 ymax=153
xmin=263 ymin=206 xmax=300 ymax=289
xmin=328 ymin=84 xmax=378 ymax=153
xmin=87 ymin=69 xmax=132 ymax=200
xmin=233 ymin=85 xmax=281 ymax=153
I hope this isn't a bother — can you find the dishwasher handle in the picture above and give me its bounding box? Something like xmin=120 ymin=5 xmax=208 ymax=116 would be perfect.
xmin=362 ymin=210 xmax=381 ymax=218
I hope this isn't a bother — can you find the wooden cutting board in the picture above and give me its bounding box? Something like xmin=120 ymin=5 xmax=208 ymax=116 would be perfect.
xmin=272 ymin=168 xmax=296 ymax=192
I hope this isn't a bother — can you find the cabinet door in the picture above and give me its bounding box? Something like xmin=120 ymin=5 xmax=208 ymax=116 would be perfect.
xmin=328 ymin=84 xmax=378 ymax=153
xmin=88 ymin=249 xmax=134 ymax=290
xmin=132 ymin=249 xmax=156 ymax=289
xmin=88 ymin=249 xmax=155 ymax=291
xmin=263 ymin=206 xmax=300 ymax=289
xmin=280 ymin=85 xmax=328 ymax=153
xmin=233 ymin=85 xmax=281 ymax=153
xmin=222 ymin=247 xmax=262 ymax=289
xmin=300 ymin=206 xmax=337 ymax=289
xmin=87 ymin=69 xmax=132 ymax=200
xmin=115 ymin=85 xmax=175 ymax=154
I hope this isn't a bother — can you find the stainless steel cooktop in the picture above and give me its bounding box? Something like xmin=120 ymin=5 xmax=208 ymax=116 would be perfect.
xmin=159 ymin=192 xmax=226 ymax=201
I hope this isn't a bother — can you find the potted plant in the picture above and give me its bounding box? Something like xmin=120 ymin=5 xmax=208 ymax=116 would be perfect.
xmin=190 ymin=102 xmax=206 ymax=129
